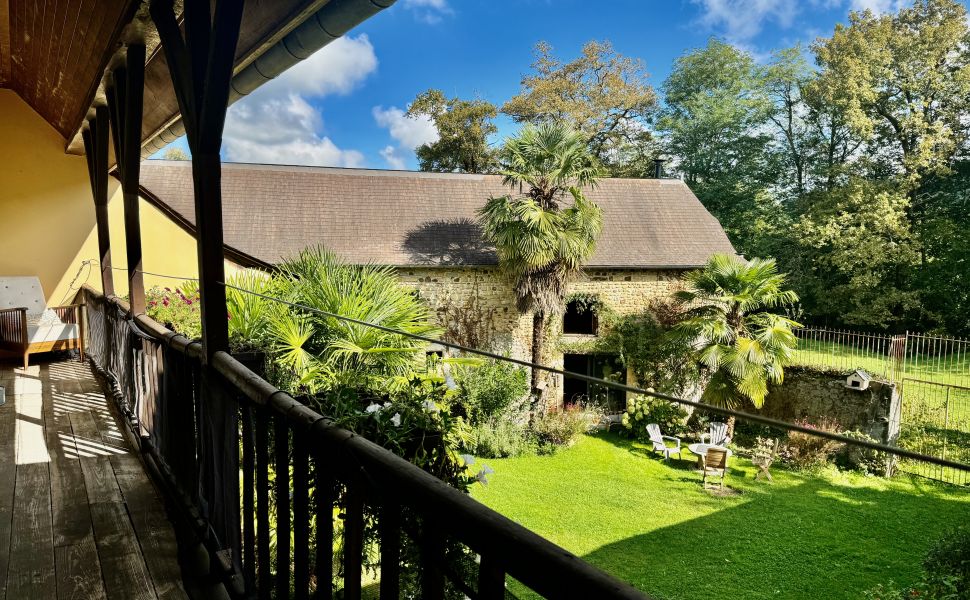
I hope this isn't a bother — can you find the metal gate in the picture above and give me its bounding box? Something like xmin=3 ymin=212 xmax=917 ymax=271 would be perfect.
xmin=897 ymin=333 xmax=970 ymax=486
xmin=793 ymin=329 xmax=970 ymax=486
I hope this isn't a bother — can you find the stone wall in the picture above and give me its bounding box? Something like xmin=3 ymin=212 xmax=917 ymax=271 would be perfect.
xmin=757 ymin=367 xmax=901 ymax=443
xmin=396 ymin=266 xmax=686 ymax=404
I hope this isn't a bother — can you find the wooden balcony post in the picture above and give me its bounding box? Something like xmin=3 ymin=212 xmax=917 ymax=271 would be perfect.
xmin=151 ymin=0 xmax=246 ymax=579
xmin=82 ymin=106 xmax=114 ymax=297
xmin=106 ymin=43 xmax=146 ymax=316
xmin=151 ymin=0 xmax=242 ymax=362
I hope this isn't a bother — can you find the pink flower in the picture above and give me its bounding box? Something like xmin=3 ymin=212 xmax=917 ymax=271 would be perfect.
xmin=164 ymin=287 xmax=171 ymax=292
xmin=162 ymin=298 xmax=169 ymax=307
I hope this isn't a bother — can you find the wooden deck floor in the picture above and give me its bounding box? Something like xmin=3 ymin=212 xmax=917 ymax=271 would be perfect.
xmin=0 ymin=358 xmax=188 ymax=599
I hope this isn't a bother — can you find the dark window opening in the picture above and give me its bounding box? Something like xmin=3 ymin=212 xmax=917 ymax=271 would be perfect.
xmin=563 ymin=300 xmax=598 ymax=335
xmin=562 ymin=353 xmax=626 ymax=412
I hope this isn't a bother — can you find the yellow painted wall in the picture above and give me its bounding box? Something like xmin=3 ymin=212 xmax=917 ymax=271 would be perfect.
xmin=0 ymin=89 xmax=118 ymax=303
xmin=74 ymin=187 xmax=207 ymax=298
xmin=0 ymin=89 xmax=239 ymax=306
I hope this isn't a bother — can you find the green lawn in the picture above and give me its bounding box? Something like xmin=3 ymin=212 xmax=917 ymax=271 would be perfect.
xmin=471 ymin=433 xmax=970 ymax=600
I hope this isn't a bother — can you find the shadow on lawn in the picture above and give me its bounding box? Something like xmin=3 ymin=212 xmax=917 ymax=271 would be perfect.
xmin=582 ymin=435 xmax=968 ymax=600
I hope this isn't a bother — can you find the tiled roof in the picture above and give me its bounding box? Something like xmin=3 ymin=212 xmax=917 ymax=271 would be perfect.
xmin=138 ymin=161 xmax=736 ymax=269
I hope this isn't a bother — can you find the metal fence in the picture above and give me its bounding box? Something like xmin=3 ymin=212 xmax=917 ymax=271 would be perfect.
xmin=793 ymin=328 xmax=970 ymax=486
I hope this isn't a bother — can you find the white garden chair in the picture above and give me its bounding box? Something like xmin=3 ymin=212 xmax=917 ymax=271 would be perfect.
xmin=701 ymin=422 xmax=731 ymax=447
xmin=646 ymin=423 xmax=682 ymax=461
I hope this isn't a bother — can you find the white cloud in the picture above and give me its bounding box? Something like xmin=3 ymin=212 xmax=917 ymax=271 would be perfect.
xmin=693 ymin=0 xmax=800 ymax=42
xmin=373 ymin=106 xmax=438 ymax=149
xmin=379 ymin=145 xmax=407 ymax=170
xmin=372 ymin=106 xmax=438 ymax=169
xmin=258 ymin=34 xmax=378 ymax=98
xmin=847 ymin=0 xmax=909 ymax=14
xmin=402 ymin=0 xmax=453 ymax=24
xmin=225 ymin=95 xmax=364 ymax=166
xmin=223 ymin=35 xmax=377 ymax=167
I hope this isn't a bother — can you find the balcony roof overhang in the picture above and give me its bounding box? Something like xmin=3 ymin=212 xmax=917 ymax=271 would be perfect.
xmin=0 ymin=0 xmax=392 ymax=157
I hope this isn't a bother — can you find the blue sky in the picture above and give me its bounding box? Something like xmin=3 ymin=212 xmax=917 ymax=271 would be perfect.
xmin=157 ymin=0 xmax=927 ymax=170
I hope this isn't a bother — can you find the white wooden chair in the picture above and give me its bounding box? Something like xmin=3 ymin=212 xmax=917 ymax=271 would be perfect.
xmin=0 ymin=277 xmax=82 ymax=368
xmin=702 ymin=447 xmax=729 ymax=488
xmin=646 ymin=423 xmax=682 ymax=461
xmin=701 ymin=422 xmax=731 ymax=447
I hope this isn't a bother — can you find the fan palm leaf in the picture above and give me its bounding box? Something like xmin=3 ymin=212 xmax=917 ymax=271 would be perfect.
xmin=679 ymin=253 xmax=801 ymax=411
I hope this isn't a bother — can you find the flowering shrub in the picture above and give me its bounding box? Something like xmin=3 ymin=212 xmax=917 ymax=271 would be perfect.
xmin=145 ymin=285 xmax=201 ymax=339
xmin=780 ymin=418 xmax=842 ymax=471
xmin=309 ymin=377 xmax=491 ymax=596
xmin=621 ymin=394 xmax=688 ymax=440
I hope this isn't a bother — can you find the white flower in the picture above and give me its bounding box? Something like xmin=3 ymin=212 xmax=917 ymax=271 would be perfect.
xmin=460 ymin=454 xmax=475 ymax=467
xmin=422 ymin=399 xmax=440 ymax=413
xmin=383 ymin=401 xmax=392 ymax=408
xmin=365 ymin=403 xmax=382 ymax=414
xmin=390 ymin=413 xmax=402 ymax=427
xmin=475 ymin=465 xmax=495 ymax=486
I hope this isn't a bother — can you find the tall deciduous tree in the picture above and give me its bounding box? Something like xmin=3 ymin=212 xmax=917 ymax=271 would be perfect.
xmin=658 ymin=39 xmax=782 ymax=255
xmin=502 ymin=41 xmax=658 ymax=177
xmin=478 ymin=123 xmax=603 ymax=405
xmin=407 ymin=89 xmax=499 ymax=173
xmin=813 ymin=0 xmax=970 ymax=186
xmin=789 ymin=179 xmax=922 ymax=329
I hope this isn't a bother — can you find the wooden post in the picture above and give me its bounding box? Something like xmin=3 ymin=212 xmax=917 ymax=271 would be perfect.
xmin=151 ymin=0 xmax=246 ymax=578
xmin=151 ymin=0 xmax=242 ymax=362
xmin=106 ymin=43 xmax=147 ymax=316
xmin=82 ymin=106 xmax=114 ymax=297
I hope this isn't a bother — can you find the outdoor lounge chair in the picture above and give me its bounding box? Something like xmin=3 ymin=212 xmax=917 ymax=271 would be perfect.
xmin=0 ymin=277 xmax=82 ymax=368
xmin=701 ymin=446 xmax=729 ymax=489
xmin=701 ymin=422 xmax=731 ymax=447
xmin=646 ymin=423 xmax=682 ymax=460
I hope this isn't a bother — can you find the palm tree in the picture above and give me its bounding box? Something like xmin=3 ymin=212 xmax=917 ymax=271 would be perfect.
xmin=675 ymin=254 xmax=800 ymax=425
xmin=478 ymin=122 xmax=604 ymax=404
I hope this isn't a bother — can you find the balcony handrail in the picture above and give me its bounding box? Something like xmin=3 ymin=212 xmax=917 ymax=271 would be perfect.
xmin=79 ymin=284 xmax=650 ymax=599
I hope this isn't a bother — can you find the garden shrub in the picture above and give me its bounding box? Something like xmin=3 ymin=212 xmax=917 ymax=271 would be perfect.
xmin=621 ymin=394 xmax=688 ymax=440
xmin=612 ymin=302 xmax=701 ymax=397
xmin=453 ymin=358 xmax=529 ymax=426
xmin=781 ymin=418 xmax=843 ymax=471
xmin=834 ymin=430 xmax=888 ymax=476
xmin=732 ymin=420 xmax=787 ymax=451
xmin=531 ymin=404 xmax=601 ymax=453
xmin=923 ymin=527 xmax=970 ymax=597
xmin=464 ymin=419 xmax=537 ymax=458
xmin=307 ymin=377 xmax=481 ymax=597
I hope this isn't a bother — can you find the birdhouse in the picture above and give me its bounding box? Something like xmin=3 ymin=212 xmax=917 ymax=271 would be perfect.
xmin=845 ymin=369 xmax=871 ymax=391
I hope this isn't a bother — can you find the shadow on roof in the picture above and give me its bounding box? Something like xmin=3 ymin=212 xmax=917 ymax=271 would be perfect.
xmin=402 ymin=219 xmax=497 ymax=266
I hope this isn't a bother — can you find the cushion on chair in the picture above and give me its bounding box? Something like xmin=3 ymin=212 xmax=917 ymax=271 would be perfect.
xmin=0 ymin=276 xmax=47 ymax=313
xmin=26 ymin=323 xmax=79 ymax=344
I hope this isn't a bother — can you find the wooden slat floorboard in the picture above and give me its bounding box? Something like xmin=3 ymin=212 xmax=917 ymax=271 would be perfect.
xmin=0 ymin=360 xmax=187 ymax=599
xmin=54 ymin=538 xmax=107 ymax=600
xmin=0 ymin=394 xmax=17 ymax=600
xmin=6 ymin=462 xmax=56 ymax=599
xmin=90 ymin=502 xmax=156 ymax=600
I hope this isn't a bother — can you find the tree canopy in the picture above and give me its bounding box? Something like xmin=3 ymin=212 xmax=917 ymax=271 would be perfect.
xmin=407 ymin=89 xmax=499 ymax=173
xmin=503 ymin=41 xmax=658 ymax=177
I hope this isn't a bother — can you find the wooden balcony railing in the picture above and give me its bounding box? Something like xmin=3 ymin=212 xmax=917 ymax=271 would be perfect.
xmin=78 ymin=285 xmax=649 ymax=600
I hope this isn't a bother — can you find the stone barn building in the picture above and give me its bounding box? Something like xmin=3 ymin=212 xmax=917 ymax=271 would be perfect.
xmin=137 ymin=161 xmax=737 ymax=407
